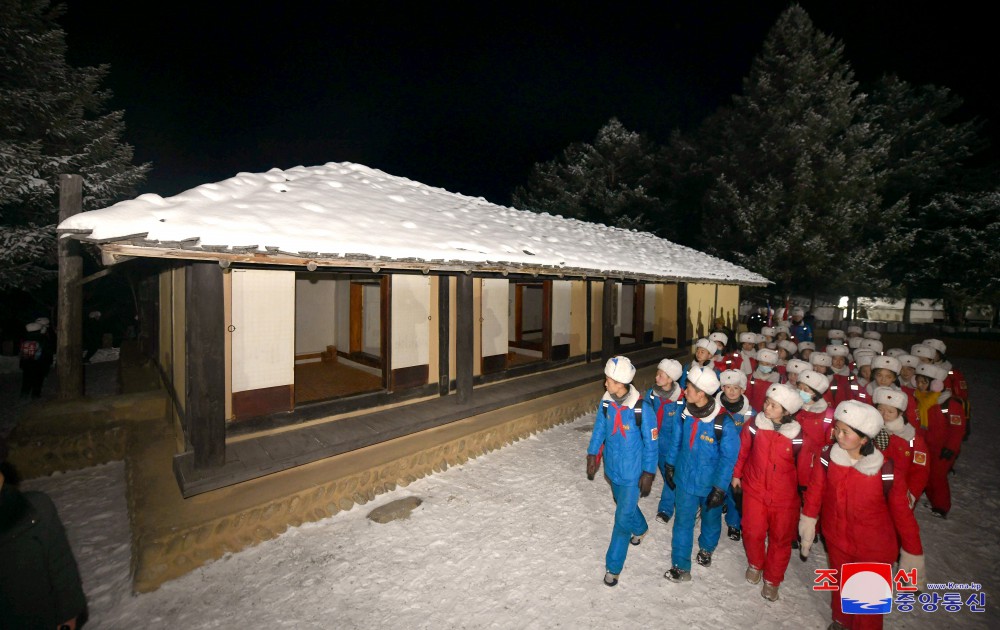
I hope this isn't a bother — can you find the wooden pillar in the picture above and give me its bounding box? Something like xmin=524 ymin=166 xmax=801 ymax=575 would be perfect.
xmin=186 ymin=262 xmax=226 ymax=468
xmin=677 ymin=282 xmax=689 ymax=349
xmin=456 ymin=273 xmax=473 ymax=404
xmin=601 ymin=278 xmax=614 ymax=364
xmin=57 ymin=174 xmax=84 ymax=399
xmin=438 ymin=276 xmax=450 ymax=395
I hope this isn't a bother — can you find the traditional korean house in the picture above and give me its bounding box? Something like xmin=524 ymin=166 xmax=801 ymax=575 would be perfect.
xmin=58 ymin=162 xmax=768 ymax=498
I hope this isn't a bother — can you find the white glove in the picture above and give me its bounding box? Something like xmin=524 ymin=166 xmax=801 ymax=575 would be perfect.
xmin=898 ymin=550 xmax=926 ymax=591
xmin=798 ymin=515 xmax=818 ymax=558
xmin=907 ymin=491 xmax=916 ymax=510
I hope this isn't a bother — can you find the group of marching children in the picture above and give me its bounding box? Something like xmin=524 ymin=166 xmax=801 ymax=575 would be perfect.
xmin=586 ymin=310 xmax=970 ymax=630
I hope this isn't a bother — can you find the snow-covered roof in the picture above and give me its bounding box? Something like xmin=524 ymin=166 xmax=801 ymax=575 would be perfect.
xmin=57 ymin=162 xmax=768 ymax=286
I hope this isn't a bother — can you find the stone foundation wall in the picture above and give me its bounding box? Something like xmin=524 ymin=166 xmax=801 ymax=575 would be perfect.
xmin=132 ymin=389 xmax=595 ymax=593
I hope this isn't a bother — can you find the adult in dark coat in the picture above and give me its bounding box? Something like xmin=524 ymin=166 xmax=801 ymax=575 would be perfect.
xmin=0 ymin=443 xmax=86 ymax=629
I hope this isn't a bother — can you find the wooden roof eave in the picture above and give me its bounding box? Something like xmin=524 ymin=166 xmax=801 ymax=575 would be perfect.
xmin=78 ymin=239 xmax=770 ymax=287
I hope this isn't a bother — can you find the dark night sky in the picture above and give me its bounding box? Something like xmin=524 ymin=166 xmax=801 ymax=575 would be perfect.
xmin=58 ymin=1 xmax=999 ymax=207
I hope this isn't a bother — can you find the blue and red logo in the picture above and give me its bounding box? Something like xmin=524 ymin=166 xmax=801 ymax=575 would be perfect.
xmin=839 ymin=563 xmax=893 ymax=614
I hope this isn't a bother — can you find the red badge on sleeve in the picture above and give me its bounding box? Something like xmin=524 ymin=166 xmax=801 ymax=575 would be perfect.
xmin=651 ymin=427 xmax=659 ymax=441
xmin=913 ymin=451 xmax=927 ymax=466
xmin=950 ymin=414 xmax=963 ymax=426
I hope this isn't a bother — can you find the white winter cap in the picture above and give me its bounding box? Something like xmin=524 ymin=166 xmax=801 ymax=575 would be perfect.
xmin=695 ymin=338 xmax=716 ymax=354
xmin=885 ymin=348 xmax=906 ymax=358
xmin=834 ymin=400 xmax=883 ymax=439
xmin=852 ymin=349 xmax=875 ymax=360
xmin=827 ymin=329 xmax=846 ymax=341
xmin=756 ymin=348 xmax=778 ymax=364
xmin=863 ymin=330 xmax=882 ymax=340
xmin=778 ymin=340 xmax=798 ymax=355
xmin=785 ymin=359 xmax=811 ymax=375
xmin=657 ymin=358 xmax=683 ymax=382
xmin=923 ymin=339 xmax=947 ymax=355
xmin=911 ymin=344 xmax=937 ymax=360
xmin=797 ymin=342 xmax=816 ymax=352
xmin=871 ymin=355 xmax=901 ymax=374
xmin=775 ymin=324 xmax=790 ymax=335
xmin=847 ymin=337 xmax=863 ymax=350
xmin=34 ymin=317 xmax=49 ymax=326
xmin=766 ymin=382 xmax=803 ymax=414
xmin=827 ymin=345 xmax=850 ymax=358
xmin=916 ymin=363 xmax=948 ymax=382
xmin=739 ymin=332 xmax=756 ymax=344
xmin=709 ymin=332 xmax=728 ymax=346
xmin=719 ymin=369 xmax=747 ymax=390
xmin=687 ymin=365 xmax=720 ymax=395
xmin=761 ymin=326 xmax=775 ymax=337
xmin=792 ymin=306 xmax=805 ymax=317
xmin=799 ymin=369 xmax=830 ymax=395
xmin=89 ymin=310 xmax=101 ymax=318
xmin=873 ymin=387 xmax=908 ymax=412
xmin=755 ymin=334 xmax=766 ymax=344
xmin=856 ymin=354 xmax=874 ymax=367
xmin=847 ymin=325 xmax=863 ymax=335
xmin=605 ymin=356 xmax=636 ymax=384
xmin=810 ymin=352 xmax=832 ymax=368
xmin=898 ymin=354 xmax=921 ymax=369
xmin=25 ymin=322 xmax=41 ymax=332
xmin=860 ymin=339 xmax=884 ymax=353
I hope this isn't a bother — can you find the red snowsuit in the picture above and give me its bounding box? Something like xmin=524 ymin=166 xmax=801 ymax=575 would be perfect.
xmin=722 ymin=350 xmax=755 ymax=375
xmin=745 ymin=371 xmax=780 ymax=414
xmin=732 ymin=413 xmax=805 ymax=586
xmin=913 ymin=391 xmax=966 ymax=513
xmin=880 ymin=422 xmax=931 ymax=506
xmin=795 ymin=401 xmax=834 ymax=482
xmin=802 ymin=445 xmax=915 ymax=630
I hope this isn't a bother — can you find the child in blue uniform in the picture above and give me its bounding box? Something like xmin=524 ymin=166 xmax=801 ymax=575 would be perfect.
xmin=644 ymin=358 xmax=686 ymax=524
xmin=663 ymin=366 xmax=740 ymax=582
xmin=586 ymin=356 xmax=658 ymax=587
xmin=715 ymin=369 xmax=755 ymax=541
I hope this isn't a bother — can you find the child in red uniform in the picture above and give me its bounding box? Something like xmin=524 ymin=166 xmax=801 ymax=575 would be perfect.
xmin=732 ymin=383 xmax=804 ymax=602
xmin=746 ymin=349 xmax=780 ymax=412
xmin=799 ymin=401 xmax=913 ymax=630
xmin=873 ymin=387 xmax=929 ymax=590
xmin=783 ymin=359 xmax=810 ymax=387
xmin=794 ymin=370 xmax=834 ymax=481
xmin=912 ymin=363 xmax=965 ymax=518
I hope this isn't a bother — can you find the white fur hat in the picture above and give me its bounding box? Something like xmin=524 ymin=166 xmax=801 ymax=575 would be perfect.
xmin=755 ymin=334 xmax=766 ymax=344
xmin=799 ymin=369 xmax=830 ymax=394
xmin=855 ymin=354 xmax=874 ymax=367
xmin=916 ymin=363 xmax=948 ymax=382
xmin=778 ymin=340 xmax=798 ymax=355
xmin=860 ymin=339 xmax=884 ymax=353
xmin=797 ymin=342 xmax=815 ymax=352
xmin=847 ymin=337 xmax=863 ymax=350
xmin=25 ymin=322 xmax=41 ymax=332
xmin=766 ymin=382 xmax=803 ymax=414
xmin=898 ymin=354 xmax=920 ymax=369
xmin=605 ymin=356 xmax=636 ymax=384
xmin=739 ymin=332 xmax=756 ymax=344
xmin=657 ymin=358 xmax=683 ymax=382
xmin=34 ymin=317 xmax=50 ymax=326
xmin=847 ymin=325 xmax=863 ymax=335
xmin=834 ymin=400 xmax=883 ymax=439
xmin=810 ymin=352 xmax=832 ymax=368
xmin=775 ymin=324 xmax=790 ymax=335
xmin=720 ymin=369 xmax=747 ymax=390
xmin=792 ymin=306 xmax=805 ymax=317
xmin=709 ymin=332 xmax=728 ymax=346
xmin=922 ymin=339 xmax=947 ymax=355
xmin=827 ymin=345 xmax=850 ymax=358
xmin=695 ymin=338 xmax=716 ymax=354
xmin=873 ymin=387 xmax=907 ymax=412
xmin=785 ymin=359 xmax=811 ymax=375
xmin=885 ymin=348 xmax=906 ymax=358
xmin=863 ymin=330 xmax=882 ymax=340
xmin=687 ymin=365 xmax=720 ymax=395
xmin=827 ymin=329 xmax=846 ymax=341
xmin=871 ymin=355 xmax=901 ymax=374
xmin=88 ymin=310 xmax=101 ymax=318
xmin=911 ymin=344 xmax=937 ymax=360
xmin=756 ymin=348 xmax=778 ymax=364
xmin=761 ymin=326 xmax=775 ymax=337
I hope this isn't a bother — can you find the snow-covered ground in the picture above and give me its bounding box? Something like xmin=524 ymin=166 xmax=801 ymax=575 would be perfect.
xmin=23 ymin=358 xmax=999 ymax=628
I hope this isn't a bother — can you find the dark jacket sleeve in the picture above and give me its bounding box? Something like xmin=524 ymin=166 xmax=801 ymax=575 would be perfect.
xmin=28 ymin=491 xmax=87 ymax=624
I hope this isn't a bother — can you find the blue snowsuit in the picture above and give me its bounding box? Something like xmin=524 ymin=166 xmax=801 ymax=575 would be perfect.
xmin=666 ymin=400 xmax=740 ymax=572
xmin=790 ymin=320 xmax=813 ymax=343
xmin=714 ymin=393 xmax=755 ymax=530
xmin=642 ymin=386 xmax=685 ymax=519
xmin=587 ymin=385 xmax=658 ymax=575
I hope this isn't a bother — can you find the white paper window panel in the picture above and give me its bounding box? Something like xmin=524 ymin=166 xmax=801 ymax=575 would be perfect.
xmin=552 ymin=280 xmax=571 ymax=345
xmin=232 ymin=269 xmax=295 ymax=392
xmin=391 ymin=275 xmax=430 ymax=369
xmin=481 ymin=278 xmax=508 ymax=356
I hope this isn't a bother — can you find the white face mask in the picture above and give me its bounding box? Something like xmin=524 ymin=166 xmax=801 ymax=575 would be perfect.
xmin=759 ymin=365 xmax=774 ymax=374
xmin=798 ymin=390 xmax=812 ymax=404
xmin=830 ymin=339 xmax=844 ymax=345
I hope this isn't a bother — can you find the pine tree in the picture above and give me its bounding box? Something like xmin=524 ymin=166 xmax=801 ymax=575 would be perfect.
xmin=512 ymin=118 xmax=665 ymax=232
xmin=0 ymin=0 xmax=149 ymax=291
xmin=683 ymin=5 xmax=904 ymax=299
